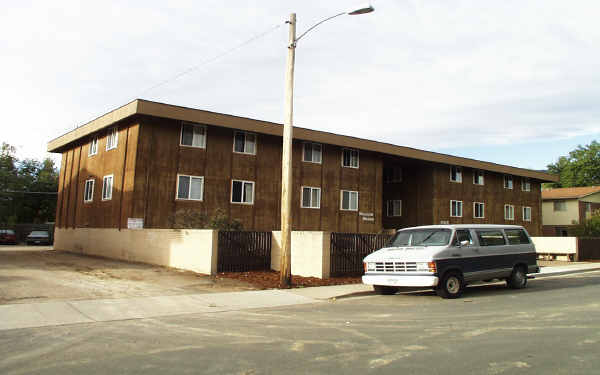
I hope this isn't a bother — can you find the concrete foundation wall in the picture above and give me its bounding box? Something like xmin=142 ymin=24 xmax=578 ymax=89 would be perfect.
xmin=272 ymin=231 xmax=331 ymax=279
xmin=531 ymin=236 xmax=577 ymax=255
xmin=54 ymin=227 xmax=218 ymax=275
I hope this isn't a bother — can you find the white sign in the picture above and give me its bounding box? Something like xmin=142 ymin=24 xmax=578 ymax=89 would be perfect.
xmin=128 ymin=218 xmax=144 ymax=230
xmin=359 ymin=212 xmax=374 ymax=217
xmin=440 ymin=220 xmax=449 ymax=225
xmin=362 ymin=217 xmax=375 ymax=222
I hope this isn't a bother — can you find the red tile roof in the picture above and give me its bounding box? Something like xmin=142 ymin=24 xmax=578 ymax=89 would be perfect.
xmin=542 ymin=186 xmax=600 ymax=200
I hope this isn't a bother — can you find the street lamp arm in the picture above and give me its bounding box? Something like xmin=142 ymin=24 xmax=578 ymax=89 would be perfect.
xmin=294 ymin=12 xmax=346 ymax=45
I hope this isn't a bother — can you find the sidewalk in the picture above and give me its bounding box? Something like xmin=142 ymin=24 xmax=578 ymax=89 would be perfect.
xmin=1 ymin=262 xmax=599 ymax=332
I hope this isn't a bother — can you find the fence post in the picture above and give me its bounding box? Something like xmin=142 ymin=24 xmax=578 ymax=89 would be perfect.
xmin=211 ymin=230 xmax=219 ymax=276
xmin=322 ymin=231 xmax=331 ymax=279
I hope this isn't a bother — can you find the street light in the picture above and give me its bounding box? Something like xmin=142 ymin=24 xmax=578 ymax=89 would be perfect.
xmin=279 ymin=4 xmax=375 ymax=288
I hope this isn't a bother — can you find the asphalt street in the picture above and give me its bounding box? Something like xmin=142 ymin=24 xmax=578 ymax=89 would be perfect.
xmin=1 ymin=272 xmax=600 ymax=375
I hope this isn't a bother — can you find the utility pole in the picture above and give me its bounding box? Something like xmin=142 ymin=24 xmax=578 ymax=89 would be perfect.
xmin=279 ymin=13 xmax=296 ymax=288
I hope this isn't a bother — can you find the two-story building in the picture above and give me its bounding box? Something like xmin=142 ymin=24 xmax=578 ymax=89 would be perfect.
xmin=49 ymin=99 xmax=557 ymax=241
xmin=542 ymin=186 xmax=600 ymax=236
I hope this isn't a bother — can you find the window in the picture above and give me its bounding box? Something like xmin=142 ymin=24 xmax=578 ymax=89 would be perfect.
xmin=476 ymin=230 xmax=506 ymax=246
xmin=384 ymin=166 xmax=402 ymax=183
xmin=176 ymin=175 xmax=204 ymax=201
xmin=342 ymin=149 xmax=359 ymax=168
xmin=454 ymin=229 xmax=473 ymax=246
xmin=521 ymin=178 xmax=531 ymax=192
xmin=180 ymin=122 xmax=206 ymax=148
xmin=523 ymin=206 xmax=532 ymax=221
xmin=504 ymin=204 xmax=515 ymax=220
xmin=586 ymin=203 xmax=592 ymax=213
xmin=553 ymin=201 xmax=567 ymax=211
xmin=106 ymin=128 xmax=118 ymax=151
xmin=233 ymin=131 xmax=256 ymax=155
xmin=301 ymin=186 xmax=321 ymax=208
xmin=231 ymin=180 xmax=254 ymax=204
xmin=474 ymin=202 xmax=485 ymax=219
xmin=302 ymin=142 xmax=322 ymax=163
xmin=505 ymin=229 xmax=530 ymax=244
xmin=84 ymin=179 xmax=94 ymax=202
xmin=88 ymin=137 xmax=98 ymax=156
xmin=473 ymin=170 xmax=484 ymax=185
xmin=504 ymin=175 xmax=513 ymax=189
xmin=450 ymin=166 xmax=462 ymax=183
xmin=386 ymin=200 xmax=402 ymax=217
xmin=102 ymin=175 xmax=113 ymax=201
xmin=450 ymin=200 xmax=463 ymax=217
xmin=341 ymin=190 xmax=358 ymax=211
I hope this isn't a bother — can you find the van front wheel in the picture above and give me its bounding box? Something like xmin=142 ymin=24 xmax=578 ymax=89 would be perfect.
xmin=436 ymin=271 xmax=464 ymax=299
xmin=373 ymin=285 xmax=398 ymax=295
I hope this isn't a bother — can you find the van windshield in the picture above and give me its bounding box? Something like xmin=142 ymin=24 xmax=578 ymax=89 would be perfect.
xmin=388 ymin=229 xmax=452 ymax=247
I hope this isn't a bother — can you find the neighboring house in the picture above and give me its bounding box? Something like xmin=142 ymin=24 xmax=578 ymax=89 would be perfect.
xmin=542 ymin=186 xmax=600 ymax=236
xmin=48 ymin=99 xmax=556 ymax=240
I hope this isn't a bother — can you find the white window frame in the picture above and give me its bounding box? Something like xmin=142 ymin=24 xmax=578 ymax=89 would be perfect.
xmin=384 ymin=166 xmax=402 ymax=183
xmin=340 ymin=190 xmax=359 ymax=211
xmin=233 ymin=131 xmax=257 ymax=155
xmin=341 ymin=149 xmax=359 ymax=169
xmin=473 ymin=170 xmax=484 ymax=185
xmin=386 ymin=200 xmax=402 ymax=217
xmin=106 ymin=127 xmax=118 ymax=151
xmin=450 ymin=166 xmax=462 ymax=183
xmin=180 ymin=122 xmax=207 ymax=149
xmin=521 ymin=178 xmax=531 ymax=192
xmin=302 ymin=142 xmax=322 ymax=164
xmin=523 ymin=206 xmax=532 ymax=222
xmin=176 ymin=174 xmax=204 ymax=201
xmin=84 ymin=179 xmax=95 ymax=203
xmin=301 ymin=186 xmax=321 ymax=209
xmin=504 ymin=204 xmax=515 ymax=220
xmin=473 ymin=202 xmax=485 ymax=219
xmin=231 ymin=179 xmax=255 ymax=205
xmin=504 ymin=175 xmax=513 ymax=189
xmin=102 ymin=175 xmax=113 ymax=201
xmin=450 ymin=200 xmax=463 ymax=217
xmin=88 ymin=137 xmax=98 ymax=156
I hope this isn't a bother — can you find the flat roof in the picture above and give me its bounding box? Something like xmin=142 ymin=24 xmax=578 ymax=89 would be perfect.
xmin=48 ymin=99 xmax=558 ymax=182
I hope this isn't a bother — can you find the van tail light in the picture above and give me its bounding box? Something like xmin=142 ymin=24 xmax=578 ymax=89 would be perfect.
xmin=363 ymin=262 xmax=367 ymax=273
xmin=428 ymin=262 xmax=437 ymax=273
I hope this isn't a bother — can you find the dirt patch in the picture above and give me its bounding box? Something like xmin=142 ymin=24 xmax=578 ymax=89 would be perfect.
xmin=0 ymin=247 xmax=360 ymax=305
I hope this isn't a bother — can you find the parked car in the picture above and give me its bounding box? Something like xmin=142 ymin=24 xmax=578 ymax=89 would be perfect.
xmin=362 ymin=224 xmax=540 ymax=298
xmin=26 ymin=230 xmax=52 ymax=245
xmin=0 ymin=229 xmax=17 ymax=245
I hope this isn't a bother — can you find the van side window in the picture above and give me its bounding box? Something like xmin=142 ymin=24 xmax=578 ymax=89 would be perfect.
xmin=455 ymin=230 xmax=472 ymax=246
xmin=504 ymin=229 xmax=530 ymax=245
xmin=476 ymin=230 xmax=506 ymax=246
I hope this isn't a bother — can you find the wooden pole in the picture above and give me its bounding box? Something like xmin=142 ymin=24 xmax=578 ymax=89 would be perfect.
xmin=279 ymin=13 xmax=296 ymax=288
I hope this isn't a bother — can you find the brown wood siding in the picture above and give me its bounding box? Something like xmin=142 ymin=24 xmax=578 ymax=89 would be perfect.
xmin=135 ymin=118 xmax=383 ymax=232
xmin=54 ymin=121 xmax=139 ymax=229
xmin=432 ymin=166 xmax=542 ymax=236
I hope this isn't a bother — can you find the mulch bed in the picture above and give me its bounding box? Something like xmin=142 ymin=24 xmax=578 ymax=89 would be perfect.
xmin=215 ymin=270 xmax=361 ymax=289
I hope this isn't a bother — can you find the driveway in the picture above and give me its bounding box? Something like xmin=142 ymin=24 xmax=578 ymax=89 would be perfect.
xmin=0 ymin=246 xmax=258 ymax=305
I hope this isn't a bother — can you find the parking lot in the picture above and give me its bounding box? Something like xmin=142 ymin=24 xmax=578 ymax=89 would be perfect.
xmin=0 ymin=246 xmax=258 ymax=305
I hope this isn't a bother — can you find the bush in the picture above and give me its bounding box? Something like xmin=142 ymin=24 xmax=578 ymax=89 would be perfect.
xmin=569 ymin=213 xmax=600 ymax=237
xmin=168 ymin=208 xmax=242 ymax=231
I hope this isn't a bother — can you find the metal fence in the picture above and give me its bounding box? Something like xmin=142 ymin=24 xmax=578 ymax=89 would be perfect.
xmin=577 ymin=237 xmax=600 ymax=261
xmin=330 ymin=232 xmax=393 ymax=277
xmin=217 ymin=231 xmax=272 ymax=272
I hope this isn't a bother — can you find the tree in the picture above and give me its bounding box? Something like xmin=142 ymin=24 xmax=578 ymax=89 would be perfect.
xmin=546 ymin=140 xmax=600 ymax=188
xmin=570 ymin=212 xmax=600 ymax=237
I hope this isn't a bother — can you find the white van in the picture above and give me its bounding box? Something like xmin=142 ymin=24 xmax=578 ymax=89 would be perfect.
xmin=362 ymin=224 xmax=540 ymax=298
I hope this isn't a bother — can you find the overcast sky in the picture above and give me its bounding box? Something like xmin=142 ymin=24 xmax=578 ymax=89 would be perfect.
xmin=2 ymin=0 xmax=599 ymax=170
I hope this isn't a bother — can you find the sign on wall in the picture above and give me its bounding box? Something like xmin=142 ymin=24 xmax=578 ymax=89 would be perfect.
xmin=127 ymin=218 xmax=144 ymax=230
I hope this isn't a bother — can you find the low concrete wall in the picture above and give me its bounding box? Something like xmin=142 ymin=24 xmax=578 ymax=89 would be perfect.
xmin=272 ymin=231 xmax=331 ymax=279
xmin=54 ymin=228 xmax=218 ymax=275
xmin=532 ymin=236 xmax=577 ymax=261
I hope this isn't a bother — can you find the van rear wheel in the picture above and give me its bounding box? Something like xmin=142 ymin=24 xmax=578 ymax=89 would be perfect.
xmin=436 ymin=271 xmax=464 ymax=299
xmin=373 ymin=285 xmax=398 ymax=295
xmin=507 ymin=266 xmax=528 ymax=289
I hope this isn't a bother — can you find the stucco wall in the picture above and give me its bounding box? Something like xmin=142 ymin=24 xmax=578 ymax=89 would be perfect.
xmin=271 ymin=231 xmax=331 ymax=279
xmin=531 ymin=236 xmax=577 ymax=255
xmin=54 ymin=227 xmax=218 ymax=275
xmin=542 ymin=199 xmax=579 ymax=225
